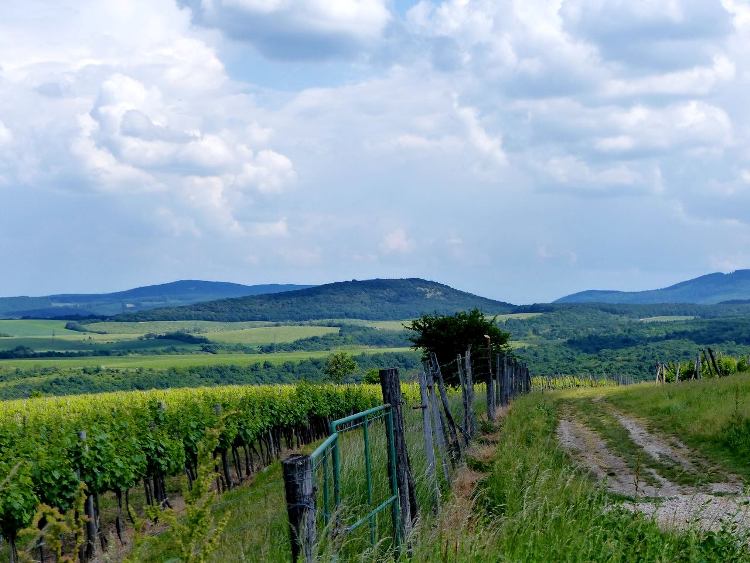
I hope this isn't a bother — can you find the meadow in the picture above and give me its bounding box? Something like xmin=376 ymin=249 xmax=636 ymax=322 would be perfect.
xmin=0 ymin=348 xmax=413 ymax=371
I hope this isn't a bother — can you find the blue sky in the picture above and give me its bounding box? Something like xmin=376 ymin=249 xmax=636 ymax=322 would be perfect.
xmin=1 ymin=0 xmax=749 ymax=303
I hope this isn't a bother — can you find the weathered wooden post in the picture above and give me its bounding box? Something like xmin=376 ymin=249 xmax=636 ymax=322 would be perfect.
xmin=417 ymin=370 xmax=440 ymax=509
xmin=464 ymin=348 xmax=476 ymax=436
xmin=380 ymin=368 xmax=418 ymax=539
xmin=500 ymin=355 xmax=510 ymax=407
xmin=495 ymin=354 xmax=502 ymax=406
xmin=430 ymin=353 xmax=464 ymax=461
xmin=425 ymin=365 xmax=451 ymax=481
xmin=485 ymin=337 xmax=496 ymax=421
xmin=78 ymin=430 xmax=97 ymax=562
xmin=457 ymin=354 xmax=471 ymax=444
xmin=695 ymin=353 xmax=701 ymax=380
xmin=282 ymin=454 xmax=316 ymax=563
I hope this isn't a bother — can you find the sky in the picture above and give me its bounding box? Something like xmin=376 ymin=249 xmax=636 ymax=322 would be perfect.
xmin=1 ymin=0 xmax=750 ymax=304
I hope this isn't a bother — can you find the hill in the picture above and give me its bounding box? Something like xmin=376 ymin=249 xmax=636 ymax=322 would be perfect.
xmin=556 ymin=270 xmax=750 ymax=305
xmin=0 ymin=280 xmax=312 ymax=318
xmin=119 ymin=278 xmax=516 ymax=321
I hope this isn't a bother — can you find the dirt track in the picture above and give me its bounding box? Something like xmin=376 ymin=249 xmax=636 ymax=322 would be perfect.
xmin=557 ymin=405 xmax=750 ymax=533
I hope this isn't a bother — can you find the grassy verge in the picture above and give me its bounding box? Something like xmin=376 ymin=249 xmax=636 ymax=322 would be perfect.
xmin=601 ymin=372 xmax=750 ymax=481
xmin=409 ymin=392 xmax=749 ymax=561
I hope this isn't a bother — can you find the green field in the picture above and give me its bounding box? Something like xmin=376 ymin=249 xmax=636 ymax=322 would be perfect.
xmin=495 ymin=312 xmax=543 ymax=321
xmin=0 ymin=320 xmax=344 ymax=352
xmin=0 ymin=347 xmax=413 ymax=371
xmin=0 ymin=319 xmax=80 ymax=337
xmin=639 ymin=315 xmax=696 ymax=322
xmin=207 ymin=326 xmax=339 ymax=344
xmin=88 ymin=320 xmax=278 ymax=334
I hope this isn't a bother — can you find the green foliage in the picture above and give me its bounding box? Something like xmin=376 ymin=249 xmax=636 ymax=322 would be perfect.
xmin=0 ymin=383 xmax=385 ymax=543
xmin=323 ymin=351 xmax=358 ymax=383
xmin=407 ymin=308 xmax=510 ymax=384
xmin=133 ymin=428 xmax=229 ymax=563
xmin=363 ymin=368 xmax=380 ymax=384
xmin=0 ymin=351 xmax=421 ymax=399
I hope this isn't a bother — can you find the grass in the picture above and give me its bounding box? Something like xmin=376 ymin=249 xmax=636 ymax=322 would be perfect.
xmin=601 ymin=372 xmax=750 ymax=481
xmin=639 ymin=315 xmax=696 ymax=322
xmin=495 ymin=312 xmax=543 ymax=321
xmin=560 ymin=393 xmax=712 ymax=488
xmin=207 ymin=326 xmax=338 ymax=345
xmin=409 ymin=392 xmax=750 ymax=561
xmin=90 ymin=320 xmax=284 ymax=334
xmin=0 ymin=319 xmax=80 ymax=337
xmin=0 ymin=347 xmax=415 ymax=371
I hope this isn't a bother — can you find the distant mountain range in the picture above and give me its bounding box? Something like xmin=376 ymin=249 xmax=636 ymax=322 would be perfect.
xmin=0 ymin=281 xmax=312 ymax=318
xmin=121 ymin=278 xmax=516 ymax=322
xmin=556 ymin=270 xmax=750 ymax=305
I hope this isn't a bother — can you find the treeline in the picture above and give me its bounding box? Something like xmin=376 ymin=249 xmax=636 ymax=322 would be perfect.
xmin=0 ymin=351 xmax=421 ymax=399
xmin=256 ymin=324 xmax=411 ymax=353
xmin=518 ymin=339 xmax=750 ymax=380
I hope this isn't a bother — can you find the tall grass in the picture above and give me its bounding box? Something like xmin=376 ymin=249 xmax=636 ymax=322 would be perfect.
xmin=408 ymin=393 xmax=749 ymax=561
xmin=599 ymin=371 xmax=750 ymax=480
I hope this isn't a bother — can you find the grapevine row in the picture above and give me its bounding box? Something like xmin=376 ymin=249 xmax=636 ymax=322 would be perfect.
xmin=0 ymin=382 xmax=403 ymax=553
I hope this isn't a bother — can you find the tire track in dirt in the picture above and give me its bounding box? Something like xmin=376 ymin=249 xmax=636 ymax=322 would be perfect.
xmin=557 ymin=413 xmax=750 ymax=534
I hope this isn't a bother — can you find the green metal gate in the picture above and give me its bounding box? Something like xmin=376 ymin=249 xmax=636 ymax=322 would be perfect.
xmin=310 ymin=404 xmax=401 ymax=549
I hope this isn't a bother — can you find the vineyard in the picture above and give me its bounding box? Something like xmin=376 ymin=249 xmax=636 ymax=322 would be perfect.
xmin=0 ymin=383 xmax=400 ymax=561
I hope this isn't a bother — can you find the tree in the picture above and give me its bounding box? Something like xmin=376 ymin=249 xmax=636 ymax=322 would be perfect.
xmin=406 ymin=308 xmax=511 ymax=385
xmin=363 ymin=368 xmax=380 ymax=384
xmin=323 ymin=352 xmax=358 ymax=383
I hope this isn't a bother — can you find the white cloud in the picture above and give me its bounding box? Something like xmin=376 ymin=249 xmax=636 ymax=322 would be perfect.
xmin=380 ymin=228 xmax=414 ymax=254
xmin=181 ymin=0 xmax=391 ymax=59
xmin=4 ymin=0 xmax=750 ymax=301
xmin=0 ymin=0 xmax=295 ymax=235
xmin=0 ymin=121 xmax=12 ymax=145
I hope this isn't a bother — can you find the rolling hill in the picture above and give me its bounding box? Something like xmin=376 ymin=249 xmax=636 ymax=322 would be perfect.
xmin=556 ymin=270 xmax=750 ymax=305
xmin=0 ymin=280 xmax=312 ymax=318
xmin=118 ymin=278 xmax=516 ymax=321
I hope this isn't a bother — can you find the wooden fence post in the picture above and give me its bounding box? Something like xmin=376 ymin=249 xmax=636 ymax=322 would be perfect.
xmin=495 ymin=354 xmax=502 ymax=406
xmin=417 ymin=370 xmax=440 ymax=510
xmin=457 ymin=354 xmax=471 ymax=444
xmin=430 ymin=354 xmax=464 ymax=460
xmin=379 ymin=368 xmax=418 ymax=539
xmin=485 ymin=339 xmax=496 ymax=422
xmin=424 ymin=365 xmax=451 ymax=482
xmin=282 ymin=454 xmax=316 ymax=563
xmin=464 ymin=349 xmax=476 ymax=436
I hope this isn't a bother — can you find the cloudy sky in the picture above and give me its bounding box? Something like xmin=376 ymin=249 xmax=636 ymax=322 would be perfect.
xmin=1 ymin=0 xmax=749 ymax=303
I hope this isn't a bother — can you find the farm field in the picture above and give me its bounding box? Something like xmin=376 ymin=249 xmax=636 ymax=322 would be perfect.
xmin=0 ymin=347 xmax=413 ymax=371
xmin=89 ymin=373 xmax=750 ymax=561
xmin=0 ymin=319 xmax=81 ymax=337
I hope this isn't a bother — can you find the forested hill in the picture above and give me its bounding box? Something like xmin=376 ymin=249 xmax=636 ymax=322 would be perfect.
xmin=556 ymin=270 xmax=750 ymax=305
xmin=0 ymin=280 xmax=312 ymax=318
xmin=118 ymin=278 xmax=516 ymax=321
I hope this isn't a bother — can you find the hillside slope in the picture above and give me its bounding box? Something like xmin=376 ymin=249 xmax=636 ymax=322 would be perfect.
xmin=0 ymin=280 xmax=312 ymax=318
xmin=120 ymin=278 xmax=516 ymax=321
xmin=556 ymin=270 xmax=750 ymax=305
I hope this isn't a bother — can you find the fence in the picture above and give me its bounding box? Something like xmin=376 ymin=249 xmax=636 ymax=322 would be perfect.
xmin=282 ymin=349 xmax=533 ymax=561
xmin=655 ymin=348 xmax=749 ymax=383
xmin=534 ymin=373 xmax=635 ymax=390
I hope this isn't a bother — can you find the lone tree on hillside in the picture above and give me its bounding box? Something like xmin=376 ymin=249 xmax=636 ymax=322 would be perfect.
xmin=323 ymin=351 xmax=358 ymax=383
xmin=406 ymin=308 xmax=511 ymax=386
